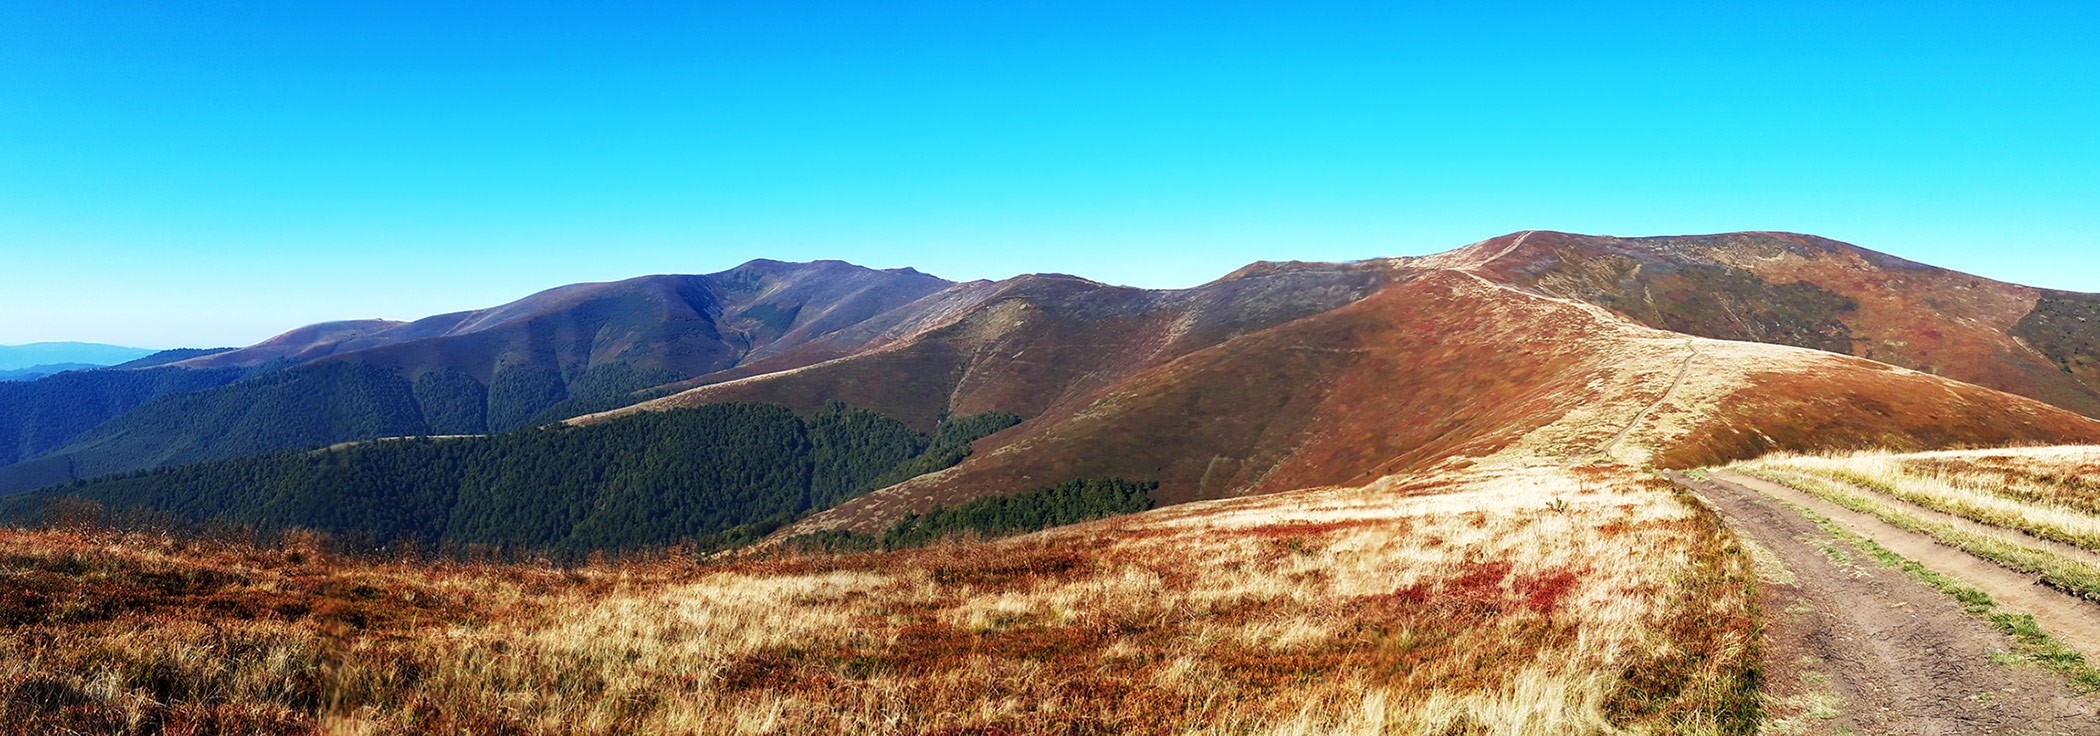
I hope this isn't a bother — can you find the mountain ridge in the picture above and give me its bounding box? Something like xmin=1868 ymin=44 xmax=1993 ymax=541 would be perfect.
xmin=767 ymin=261 xmax=2100 ymax=535
xmin=0 ymin=261 xmax=958 ymax=491
xmin=11 ymin=231 xmax=2100 ymax=517
xmin=1458 ymin=230 xmax=2100 ymax=417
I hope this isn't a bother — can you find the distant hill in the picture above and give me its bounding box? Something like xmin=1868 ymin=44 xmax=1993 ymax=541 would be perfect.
xmin=0 ymin=261 xmax=957 ymax=491
xmin=0 ymin=342 xmax=155 ymax=371
xmin=165 ymin=261 xmax=954 ymax=376
xmin=0 ymin=363 xmax=101 ymax=381
xmin=166 ymin=320 xmax=407 ymax=369
xmin=0 ymin=348 xmax=244 ymax=478
xmin=109 ymin=348 xmax=236 ymax=370
xmin=0 ymin=365 xmax=246 ymax=478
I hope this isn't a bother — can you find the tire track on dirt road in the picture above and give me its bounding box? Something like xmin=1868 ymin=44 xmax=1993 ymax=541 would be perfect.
xmin=1670 ymin=470 xmax=2100 ymax=735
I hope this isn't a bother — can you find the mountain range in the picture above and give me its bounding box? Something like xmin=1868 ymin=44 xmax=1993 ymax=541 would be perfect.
xmin=0 ymin=342 xmax=173 ymax=381
xmin=0 ymin=364 xmax=102 ymax=382
xmin=7 ymin=231 xmax=2100 ymax=548
xmin=0 ymin=342 xmax=159 ymax=371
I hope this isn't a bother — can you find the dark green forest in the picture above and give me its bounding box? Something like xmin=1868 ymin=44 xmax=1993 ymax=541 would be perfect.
xmin=0 ymin=366 xmax=245 ymax=469
xmin=0 ymin=362 xmax=435 ymax=493
xmin=3 ymin=403 xmax=1020 ymax=555
xmin=109 ymin=348 xmax=234 ymax=369
xmin=791 ymin=477 xmax=1156 ymax=552
xmin=0 ymin=360 xmax=694 ymax=493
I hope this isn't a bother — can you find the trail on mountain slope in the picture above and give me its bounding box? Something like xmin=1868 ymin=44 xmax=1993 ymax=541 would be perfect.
xmin=1590 ymin=340 xmax=1699 ymax=464
xmin=1478 ymin=229 xmax=1536 ymax=266
xmin=1671 ymin=470 xmax=2100 ymax=734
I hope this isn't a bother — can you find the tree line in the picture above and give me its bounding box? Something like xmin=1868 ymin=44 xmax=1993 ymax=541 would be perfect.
xmin=0 ymin=360 xmax=694 ymax=493
xmin=791 ymin=477 xmax=1157 ymax=552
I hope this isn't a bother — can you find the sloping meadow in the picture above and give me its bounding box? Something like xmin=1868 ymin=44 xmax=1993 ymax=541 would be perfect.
xmin=0 ymin=462 xmax=1757 ymax=734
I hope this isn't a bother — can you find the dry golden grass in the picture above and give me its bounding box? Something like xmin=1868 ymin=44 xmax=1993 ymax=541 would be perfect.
xmin=1739 ymin=447 xmax=2100 ymax=555
xmin=1734 ymin=446 xmax=2100 ymax=608
xmin=0 ymin=464 xmax=1757 ymax=735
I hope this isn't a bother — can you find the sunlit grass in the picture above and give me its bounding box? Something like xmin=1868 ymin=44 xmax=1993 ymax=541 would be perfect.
xmin=1745 ymin=450 xmax=2100 ymax=554
xmin=1735 ymin=450 xmax=2100 ymax=602
xmin=0 ymin=464 xmax=1759 ymax=734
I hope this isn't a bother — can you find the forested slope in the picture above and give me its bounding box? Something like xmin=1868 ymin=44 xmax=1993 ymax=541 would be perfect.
xmin=0 ymin=366 xmax=245 ymax=470
xmin=3 ymin=403 xmax=1019 ymax=554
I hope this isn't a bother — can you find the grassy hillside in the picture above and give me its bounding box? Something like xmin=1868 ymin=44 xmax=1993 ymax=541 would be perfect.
xmin=1735 ymin=447 xmax=2100 ymax=602
xmin=771 ymin=269 xmax=2100 ymax=535
xmin=10 ymin=236 xmax=2100 ymax=733
xmin=0 ymin=464 xmax=1758 ymax=734
xmin=588 ymin=264 xmax=1394 ymax=431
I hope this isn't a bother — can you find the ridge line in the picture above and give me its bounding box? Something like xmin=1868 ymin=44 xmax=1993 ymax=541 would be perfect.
xmin=1478 ymin=230 xmax=1537 ymax=267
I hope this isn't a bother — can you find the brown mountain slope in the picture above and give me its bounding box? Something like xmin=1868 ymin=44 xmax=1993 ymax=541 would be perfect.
xmin=794 ymin=269 xmax=2100 ymax=533
xmin=1450 ymin=230 xmax=2100 ymax=417
xmin=579 ymin=245 xmax=2100 ymax=535
xmin=577 ymin=262 xmax=1397 ymax=432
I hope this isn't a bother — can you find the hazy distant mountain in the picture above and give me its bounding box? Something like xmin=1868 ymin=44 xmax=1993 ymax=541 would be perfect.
xmin=0 ymin=364 xmax=101 ymax=381
xmin=0 ymin=342 xmax=156 ymax=371
xmin=109 ymin=348 xmax=236 ymax=370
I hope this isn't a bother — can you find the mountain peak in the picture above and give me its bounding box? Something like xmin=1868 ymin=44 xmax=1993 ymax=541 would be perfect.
xmin=1440 ymin=229 xmax=2100 ymax=417
xmin=721 ymin=257 xmax=888 ymax=275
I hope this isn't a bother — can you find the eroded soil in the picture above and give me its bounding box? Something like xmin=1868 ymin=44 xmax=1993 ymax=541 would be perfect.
xmin=1670 ymin=471 xmax=2100 ymax=735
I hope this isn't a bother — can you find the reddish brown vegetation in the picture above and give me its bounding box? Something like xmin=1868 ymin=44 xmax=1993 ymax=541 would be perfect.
xmin=1656 ymin=362 xmax=2100 ymax=468
xmin=1484 ymin=230 xmax=2100 ymax=418
xmin=784 ymin=263 xmax=2100 ymax=534
xmin=0 ymin=465 xmax=1761 ymax=734
xmin=1372 ymin=560 xmax=1586 ymax=618
xmin=540 ymin=233 xmax=2100 ymax=541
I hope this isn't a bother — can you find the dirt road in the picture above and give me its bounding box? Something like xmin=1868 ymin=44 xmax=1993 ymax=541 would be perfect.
xmin=1669 ymin=470 xmax=2100 ymax=735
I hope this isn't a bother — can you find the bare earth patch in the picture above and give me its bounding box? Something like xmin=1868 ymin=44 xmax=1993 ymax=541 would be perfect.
xmin=1671 ymin=470 xmax=2100 ymax=735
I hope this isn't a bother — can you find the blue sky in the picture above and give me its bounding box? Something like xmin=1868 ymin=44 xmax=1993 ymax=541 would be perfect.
xmin=3 ymin=2 xmax=2096 ymax=348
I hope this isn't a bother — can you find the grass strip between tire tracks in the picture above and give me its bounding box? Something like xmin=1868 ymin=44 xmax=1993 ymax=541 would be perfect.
xmin=1742 ymin=468 xmax=2100 ymax=604
xmin=1746 ymin=485 xmax=2100 ymax=692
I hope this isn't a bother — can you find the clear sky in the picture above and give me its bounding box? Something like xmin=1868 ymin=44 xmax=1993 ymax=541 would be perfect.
xmin=3 ymin=2 xmax=2097 ymax=348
